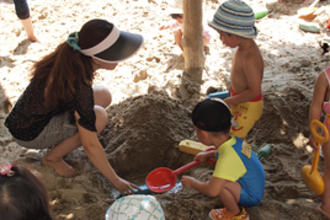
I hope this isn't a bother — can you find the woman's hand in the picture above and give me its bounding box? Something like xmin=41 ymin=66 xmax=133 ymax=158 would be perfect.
xmin=113 ymin=176 xmax=140 ymax=195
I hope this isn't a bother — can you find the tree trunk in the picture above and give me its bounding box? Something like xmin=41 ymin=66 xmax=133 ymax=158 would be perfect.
xmin=183 ymin=0 xmax=205 ymax=82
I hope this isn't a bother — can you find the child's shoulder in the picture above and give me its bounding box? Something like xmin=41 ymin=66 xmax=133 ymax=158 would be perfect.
xmin=325 ymin=66 xmax=330 ymax=78
xmin=314 ymin=70 xmax=329 ymax=90
xmin=319 ymin=67 xmax=330 ymax=85
xmin=318 ymin=68 xmax=330 ymax=80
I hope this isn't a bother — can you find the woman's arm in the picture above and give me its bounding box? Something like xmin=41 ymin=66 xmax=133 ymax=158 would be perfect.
xmin=76 ymin=121 xmax=139 ymax=194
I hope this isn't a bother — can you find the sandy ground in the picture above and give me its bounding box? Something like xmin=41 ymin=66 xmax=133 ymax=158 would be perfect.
xmin=0 ymin=0 xmax=330 ymax=219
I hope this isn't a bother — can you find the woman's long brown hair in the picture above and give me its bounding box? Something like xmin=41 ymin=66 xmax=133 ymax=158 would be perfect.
xmin=31 ymin=19 xmax=113 ymax=108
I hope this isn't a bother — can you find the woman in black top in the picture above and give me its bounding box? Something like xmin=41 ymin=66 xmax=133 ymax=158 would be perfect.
xmin=5 ymin=19 xmax=143 ymax=195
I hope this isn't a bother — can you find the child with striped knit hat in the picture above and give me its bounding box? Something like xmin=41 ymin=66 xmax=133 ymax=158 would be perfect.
xmin=207 ymin=0 xmax=264 ymax=140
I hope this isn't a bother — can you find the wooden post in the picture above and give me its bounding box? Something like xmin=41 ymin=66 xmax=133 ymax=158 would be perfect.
xmin=183 ymin=0 xmax=204 ymax=82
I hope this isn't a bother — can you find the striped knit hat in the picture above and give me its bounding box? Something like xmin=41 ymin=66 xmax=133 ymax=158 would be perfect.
xmin=209 ymin=0 xmax=257 ymax=38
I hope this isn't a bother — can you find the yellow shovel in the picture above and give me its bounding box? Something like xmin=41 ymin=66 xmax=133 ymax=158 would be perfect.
xmin=302 ymin=119 xmax=329 ymax=195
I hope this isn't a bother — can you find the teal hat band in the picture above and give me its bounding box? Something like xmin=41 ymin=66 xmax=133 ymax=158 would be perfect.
xmin=66 ymin=32 xmax=81 ymax=51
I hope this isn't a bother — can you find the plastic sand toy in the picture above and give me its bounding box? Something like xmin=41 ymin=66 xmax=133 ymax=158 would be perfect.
xmin=299 ymin=22 xmax=320 ymax=33
xmin=254 ymin=8 xmax=269 ymax=20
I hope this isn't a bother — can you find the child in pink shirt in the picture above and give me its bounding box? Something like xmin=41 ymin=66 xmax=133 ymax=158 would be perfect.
xmin=160 ymin=11 xmax=212 ymax=54
xmin=309 ymin=66 xmax=330 ymax=219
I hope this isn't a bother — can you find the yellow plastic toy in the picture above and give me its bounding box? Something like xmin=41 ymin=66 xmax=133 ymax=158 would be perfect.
xmin=179 ymin=139 xmax=272 ymax=159
xmin=178 ymin=140 xmax=211 ymax=155
xmin=302 ymin=119 xmax=329 ymax=195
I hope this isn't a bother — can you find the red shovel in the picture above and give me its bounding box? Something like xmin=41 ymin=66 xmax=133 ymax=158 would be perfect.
xmin=145 ymin=160 xmax=200 ymax=193
xmin=146 ymin=157 xmax=215 ymax=193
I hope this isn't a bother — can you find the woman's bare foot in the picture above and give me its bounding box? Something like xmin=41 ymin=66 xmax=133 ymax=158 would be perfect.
xmin=42 ymin=157 xmax=78 ymax=177
xmin=317 ymin=205 xmax=330 ymax=219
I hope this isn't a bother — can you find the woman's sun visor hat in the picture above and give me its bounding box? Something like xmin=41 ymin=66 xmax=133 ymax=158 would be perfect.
xmin=79 ymin=25 xmax=143 ymax=64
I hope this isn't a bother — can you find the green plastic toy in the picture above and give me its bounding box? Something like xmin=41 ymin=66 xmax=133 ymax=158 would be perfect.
xmin=257 ymin=144 xmax=273 ymax=159
xmin=254 ymin=9 xmax=268 ymax=20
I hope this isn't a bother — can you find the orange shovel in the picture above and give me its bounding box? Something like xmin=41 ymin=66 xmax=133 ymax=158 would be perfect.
xmin=298 ymin=0 xmax=320 ymax=20
xmin=302 ymin=119 xmax=328 ymax=195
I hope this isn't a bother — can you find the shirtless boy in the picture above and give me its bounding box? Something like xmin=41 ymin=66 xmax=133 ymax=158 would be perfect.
xmin=208 ymin=0 xmax=264 ymax=139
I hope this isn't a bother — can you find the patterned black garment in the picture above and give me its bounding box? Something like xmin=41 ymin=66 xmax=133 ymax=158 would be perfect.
xmin=5 ymin=79 xmax=97 ymax=141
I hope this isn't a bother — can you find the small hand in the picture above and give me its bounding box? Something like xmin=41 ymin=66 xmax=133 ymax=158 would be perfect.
xmin=309 ymin=135 xmax=319 ymax=150
xmin=223 ymin=98 xmax=234 ymax=109
xmin=194 ymin=151 xmax=209 ymax=163
xmin=195 ymin=149 xmax=216 ymax=163
xmin=181 ymin=175 xmax=195 ymax=189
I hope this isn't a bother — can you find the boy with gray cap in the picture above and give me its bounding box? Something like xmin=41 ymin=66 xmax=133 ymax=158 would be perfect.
xmin=208 ymin=0 xmax=264 ymax=139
